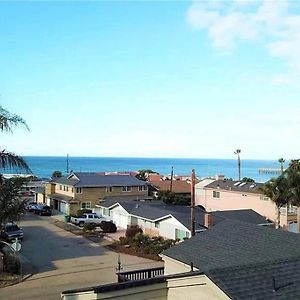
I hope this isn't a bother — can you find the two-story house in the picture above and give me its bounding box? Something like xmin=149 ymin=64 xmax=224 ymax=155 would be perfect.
xmin=195 ymin=178 xmax=297 ymax=231
xmin=45 ymin=172 xmax=148 ymax=215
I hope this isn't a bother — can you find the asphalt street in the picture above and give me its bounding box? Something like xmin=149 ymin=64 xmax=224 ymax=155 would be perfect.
xmin=0 ymin=213 xmax=163 ymax=300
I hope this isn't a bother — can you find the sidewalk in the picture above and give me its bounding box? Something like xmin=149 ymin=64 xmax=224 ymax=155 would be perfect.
xmin=19 ymin=252 xmax=37 ymax=281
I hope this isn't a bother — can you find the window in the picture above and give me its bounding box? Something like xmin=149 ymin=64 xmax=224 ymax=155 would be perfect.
xmin=63 ymin=186 xmax=66 ymax=191
xmin=260 ymin=196 xmax=269 ymax=201
xmin=106 ymin=186 xmax=113 ymax=193
xmin=72 ymin=188 xmax=74 ymax=193
xmin=76 ymin=187 xmax=82 ymax=194
xmin=138 ymin=186 xmax=148 ymax=192
xmin=213 ymin=191 xmax=220 ymax=198
xmin=81 ymin=202 xmax=91 ymax=209
xmin=59 ymin=185 xmax=62 ymax=190
xmin=175 ymin=228 xmax=189 ymax=240
xmin=155 ymin=221 xmax=160 ymax=228
xmin=122 ymin=186 xmax=132 ymax=192
xmin=66 ymin=186 xmax=69 ymax=192
xmin=103 ymin=208 xmax=110 ymax=216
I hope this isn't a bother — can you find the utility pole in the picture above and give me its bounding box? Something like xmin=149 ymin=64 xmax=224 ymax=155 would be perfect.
xmin=170 ymin=166 xmax=174 ymax=192
xmin=66 ymin=153 xmax=69 ymax=174
xmin=191 ymin=169 xmax=196 ymax=237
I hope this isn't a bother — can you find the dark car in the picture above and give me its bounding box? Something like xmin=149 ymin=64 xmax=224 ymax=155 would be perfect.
xmin=0 ymin=223 xmax=24 ymax=242
xmin=34 ymin=205 xmax=52 ymax=216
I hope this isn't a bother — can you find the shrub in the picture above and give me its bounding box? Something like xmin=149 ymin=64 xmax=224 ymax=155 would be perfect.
xmin=119 ymin=236 xmax=131 ymax=245
xmin=83 ymin=223 xmax=96 ymax=232
xmin=100 ymin=221 xmax=117 ymax=233
xmin=132 ymin=233 xmax=151 ymax=248
xmin=125 ymin=225 xmax=142 ymax=238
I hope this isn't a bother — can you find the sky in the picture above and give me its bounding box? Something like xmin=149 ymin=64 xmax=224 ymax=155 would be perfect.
xmin=0 ymin=0 xmax=300 ymax=160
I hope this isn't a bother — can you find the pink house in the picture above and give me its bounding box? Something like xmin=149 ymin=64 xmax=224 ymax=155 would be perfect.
xmin=195 ymin=179 xmax=297 ymax=230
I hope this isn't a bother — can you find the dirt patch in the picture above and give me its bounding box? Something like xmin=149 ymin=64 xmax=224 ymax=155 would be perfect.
xmin=0 ymin=272 xmax=20 ymax=288
xmin=108 ymin=243 xmax=162 ymax=261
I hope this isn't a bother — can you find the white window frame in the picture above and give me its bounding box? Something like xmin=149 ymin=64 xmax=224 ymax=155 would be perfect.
xmin=122 ymin=186 xmax=132 ymax=192
xmin=213 ymin=190 xmax=220 ymax=198
xmin=81 ymin=202 xmax=91 ymax=209
xmin=138 ymin=186 xmax=148 ymax=192
xmin=106 ymin=186 xmax=113 ymax=193
xmin=76 ymin=187 xmax=82 ymax=194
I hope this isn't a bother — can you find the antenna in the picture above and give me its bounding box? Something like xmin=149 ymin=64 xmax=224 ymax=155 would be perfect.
xmin=191 ymin=169 xmax=196 ymax=236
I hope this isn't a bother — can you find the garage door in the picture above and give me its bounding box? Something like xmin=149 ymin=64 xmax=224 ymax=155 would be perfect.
xmin=60 ymin=202 xmax=69 ymax=214
xmin=119 ymin=215 xmax=128 ymax=229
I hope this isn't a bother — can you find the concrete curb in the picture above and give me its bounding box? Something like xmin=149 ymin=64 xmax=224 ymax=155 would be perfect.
xmin=19 ymin=252 xmax=37 ymax=282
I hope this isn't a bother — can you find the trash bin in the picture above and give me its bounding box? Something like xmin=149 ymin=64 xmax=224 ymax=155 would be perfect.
xmin=64 ymin=215 xmax=71 ymax=223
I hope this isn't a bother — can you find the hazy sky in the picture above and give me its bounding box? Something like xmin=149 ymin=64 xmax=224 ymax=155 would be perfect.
xmin=1 ymin=1 xmax=300 ymax=159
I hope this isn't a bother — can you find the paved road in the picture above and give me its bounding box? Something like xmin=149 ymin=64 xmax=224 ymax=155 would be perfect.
xmin=1 ymin=213 xmax=163 ymax=299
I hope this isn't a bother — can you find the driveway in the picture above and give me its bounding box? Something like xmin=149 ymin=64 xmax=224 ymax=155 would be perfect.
xmin=1 ymin=213 xmax=163 ymax=299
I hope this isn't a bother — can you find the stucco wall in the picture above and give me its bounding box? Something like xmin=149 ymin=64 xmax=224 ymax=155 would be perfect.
xmin=196 ymin=188 xmax=277 ymax=223
xmin=159 ymin=217 xmax=190 ymax=240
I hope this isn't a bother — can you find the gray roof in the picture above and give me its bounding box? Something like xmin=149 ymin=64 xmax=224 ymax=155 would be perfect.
xmin=163 ymin=220 xmax=300 ymax=299
xmin=48 ymin=193 xmax=78 ymax=204
xmin=205 ymin=179 xmax=263 ymax=193
xmin=52 ymin=172 xmax=147 ymax=188
xmin=99 ymin=196 xmax=269 ymax=230
xmin=211 ymin=209 xmax=271 ymax=225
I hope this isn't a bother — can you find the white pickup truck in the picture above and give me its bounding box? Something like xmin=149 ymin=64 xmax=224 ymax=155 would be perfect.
xmin=70 ymin=213 xmax=106 ymax=227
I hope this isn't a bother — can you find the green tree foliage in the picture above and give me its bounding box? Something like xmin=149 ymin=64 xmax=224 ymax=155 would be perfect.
xmin=136 ymin=169 xmax=155 ymax=181
xmin=0 ymin=106 xmax=30 ymax=172
xmin=241 ymin=177 xmax=255 ymax=183
xmin=0 ymin=176 xmax=27 ymax=226
xmin=52 ymin=170 xmax=62 ymax=178
xmin=157 ymin=190 xmax=190 ymax=206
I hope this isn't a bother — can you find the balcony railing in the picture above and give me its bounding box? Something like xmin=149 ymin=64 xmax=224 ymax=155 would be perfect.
xmin=117 ymin=267 xmax=164 ymax=283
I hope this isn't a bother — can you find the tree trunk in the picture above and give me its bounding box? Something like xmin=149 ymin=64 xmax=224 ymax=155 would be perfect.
xmin=297 ymin=206 xmax=300 ymax=234
xmin=276 ymin=206 xmax=280 ymax=229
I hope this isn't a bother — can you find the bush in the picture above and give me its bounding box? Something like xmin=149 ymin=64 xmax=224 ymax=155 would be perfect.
xmin=83 ymin=223 xmax=96 ymax=232
xmin=125 ymin=225 xmax=143 ymax=238
xmin=100 ymin=221 xmax=117 ymax=233
xmin=132 ymin=233 xmax=151 ymax=248
xmin=119 ymin=236 xmax=131 ymax=245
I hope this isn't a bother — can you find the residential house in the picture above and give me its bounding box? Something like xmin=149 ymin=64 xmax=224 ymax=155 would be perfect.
xmin=148 ymin=179 xmax=191 ymax=200
xmin=45 ymin=172 xmax=148 ymax=215
xmin=62 ymin=219 xmax=300 ymax=300
xmin=97 ymin=196 xmax=271 ymax=240
xmin=196 ymin=178 xmax=297 ymax=231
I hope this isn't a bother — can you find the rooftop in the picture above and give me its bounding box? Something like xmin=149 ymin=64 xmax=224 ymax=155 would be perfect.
xmin=205 ymin=179 xmax=263 ymax=193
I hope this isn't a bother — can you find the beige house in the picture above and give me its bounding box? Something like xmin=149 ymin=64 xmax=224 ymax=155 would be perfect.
xmin=61 ymin=219 xmax=300 ymax=299
xmin=45 ymin=172 xmax=148 ymax=215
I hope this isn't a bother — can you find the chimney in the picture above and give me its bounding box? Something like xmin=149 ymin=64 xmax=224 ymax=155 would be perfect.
xmin=204 ymin=213 xmax=213 ymax=229
xmin=215 ymin=174 xmax=225 ymax=181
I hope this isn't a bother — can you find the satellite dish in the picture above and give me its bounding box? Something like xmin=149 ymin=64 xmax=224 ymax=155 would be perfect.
xmin=11 ymin=239 xmax=22 ymax=252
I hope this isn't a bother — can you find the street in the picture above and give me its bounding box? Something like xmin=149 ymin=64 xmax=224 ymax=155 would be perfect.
xmin=1 ymin=213 xmax=163 ymax=299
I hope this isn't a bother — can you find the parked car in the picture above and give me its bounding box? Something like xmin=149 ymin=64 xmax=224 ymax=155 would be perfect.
xmin=0 ymin=223 xmax=23 ymax=242
xmin=71 ymin=213 xmax=106 ymax=227
xmin=26 ymin=202 xmax=38 ymax=212
xmin=34 ymin=205 xmax=52 ymax=216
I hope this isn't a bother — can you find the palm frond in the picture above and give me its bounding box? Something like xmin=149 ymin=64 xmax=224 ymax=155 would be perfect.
xmin=0 ymin=149 xmax=31 ymax=172
xmin=0 ymin=106 xmax=29 ymax=133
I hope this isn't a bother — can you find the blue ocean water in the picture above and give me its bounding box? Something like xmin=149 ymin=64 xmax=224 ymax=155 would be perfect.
xmin=2 ymin=156 xmax=286 ymax=183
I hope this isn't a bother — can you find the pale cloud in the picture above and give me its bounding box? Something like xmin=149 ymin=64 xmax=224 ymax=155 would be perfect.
xmin=187 ymin=0 xmax=300 ymax=83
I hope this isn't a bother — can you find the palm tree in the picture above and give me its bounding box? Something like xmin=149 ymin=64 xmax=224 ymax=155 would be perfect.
xmin=0 ymin=106 xmax=30 ymax=171
xmin=286 ymin=159 xmax=300 ymax=233
xmin=234 ymin=149 xmax=241 ymax=181
xmin=259 ymin=175 xmax=291 ymax=229
xmin=278 ymin=157 xmax=285 ymax=174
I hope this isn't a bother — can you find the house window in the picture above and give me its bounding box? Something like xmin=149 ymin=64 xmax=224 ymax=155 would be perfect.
xmin=59 ymin=185 xmax=62 ymax=190
xmin=106 ymin=186 xmax=113 ymax=193
xmin=63 ymin=186 xmax=66 ymax=191
xmin=175 ymin=229 xmax=189 ymax=240
xmin=122 ymin=186 xmax=132 ymax=192
xmin=66 ymin=186 xmax=69 ymax=192
xmin=81 ymin=202 xmax=91 ymax=209
xmin=72 ymin=188 xmax=74 ymax=193
xmin=155 ymin=221 xmax=160 ymax=228
xmin=213 ymin=191 xmax=220 ymax=198
xmin=103 ymin=208 xmax=110 ymax=216
xmin=76 ymin=187 xmax=82 ymax=194
xmin=138 ymin=186 xmax=148 ymax=192
xmin=260 ymin=196 xmax=269 ymax=201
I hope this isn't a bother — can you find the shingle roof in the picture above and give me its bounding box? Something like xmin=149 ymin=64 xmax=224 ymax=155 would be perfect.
xmin=205 ymin=179 xmax=263 ymax=193
xmin=163 ymin=220 xmax=300 ymax=299
xmin=149 ymin=180 xmax=191 ymax=194
xmin=51 ymin=172 xmax=147 ymax=188
xmin=211 ymin=209 xmax=271 ymax=225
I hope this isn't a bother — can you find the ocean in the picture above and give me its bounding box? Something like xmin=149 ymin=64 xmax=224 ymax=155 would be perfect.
xmin=2 ymin=156 xmax=286 ymax=183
